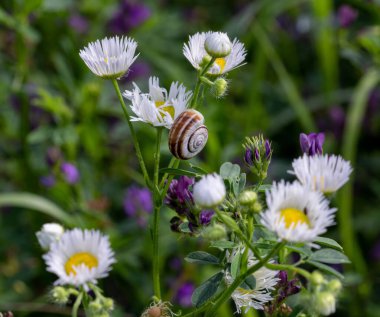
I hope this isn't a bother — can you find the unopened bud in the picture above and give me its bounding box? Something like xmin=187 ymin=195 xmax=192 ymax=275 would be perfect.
xmin=310 ymin=271 xmax=324 ymax=286
xmin=89 ymin=301 xmax=102 ymax=312
xmin=202 ymin=223 xmax=227 ymax=241
xmin=51 ymin=286 xmax=70 ymax=304
xmin=200 ymin=55 xmax=212 ymax=69
xmin=239 ymin=190 xmax=258 ymax=206
xmin=102 ymin=298 xmax=114 ymax=310
xmin=214 ymin=78 xmax=228 ymax=97
xmin=36 ymin=223 xmax=64 ymax=250
xmin=314 ymin=292 xmax=336 ymax=316
xmin=252 ymin=201 xmax=262 ymax=213
xmin=327 ymin=279 xmax=342 ymax=295
xmin=205 ymin=32 xmax=232 ymax=58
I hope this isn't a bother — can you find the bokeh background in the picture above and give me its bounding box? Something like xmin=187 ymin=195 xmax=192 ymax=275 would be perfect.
xmin=0 ymin=0 xmax=380 ymax=316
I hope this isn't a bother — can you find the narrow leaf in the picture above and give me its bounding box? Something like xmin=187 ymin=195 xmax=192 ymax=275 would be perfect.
xmin=159 ymin=168 xmax=199 ymax=177
xmin=210 ymin=240 xmax=238 ymax=250
xmin=185 ymin=251 xmax=220 ymax=265
xmin=191 ymin=272 xmax=224 ymax=307
xmin=231 ymin=252 xmax=241 ymax=279
xmin=306 ymin=260 xmax=344 ymax=279
xmin=309 ymin=248 xmax=350 ymax=264
xmin=314 ymin=237 xmax=343 ymax=251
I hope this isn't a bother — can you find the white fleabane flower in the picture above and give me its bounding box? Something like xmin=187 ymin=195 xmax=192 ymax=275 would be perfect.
xmin=193 ymin=173 xmax=226 ymax=208
xmin=43 ymin=229 xmax=115 ymax=288
xmin=289 ymin=154 xmax=352 ymax=194
xmin=79 ymin=36 xmax=138 ymax=79
xmin=183 ymin=31 xmax=246 ymax=76
xmin=225 ymin=252 xmax=279 ymax=313
xmin=123 ymin=77 xmax=192 ymax=129
xmin=261 ymin=181 xmax=336 ymax=244
xmin=36 ymin=223 xmax=64 ymax=250
xmin=204 ymin=32 xmax=232 ymax=58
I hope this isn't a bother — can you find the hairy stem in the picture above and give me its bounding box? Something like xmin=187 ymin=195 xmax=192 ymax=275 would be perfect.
xmin=71 ymin=291 xmax=83 ymax=317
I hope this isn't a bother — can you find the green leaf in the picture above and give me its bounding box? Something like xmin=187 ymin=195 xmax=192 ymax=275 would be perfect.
xmin=240 ymin=275 xmax=256 ymax=290
xmin=178 ymin=222 xmax=191 ymax=233
xmin=286 ymin=245 xmax=312 ymax=258
xmin=314 ymin=237 xmax=343 ymax=251
xmin=220 ymin=162 xmax=240 ymax=180
xmin=239 ymin=173 xmax=246 ymax=192
xmin=309 ymin=248 xmax=350 ymax=264
xmin=192 ymin=272 xmax=224 ymax=307
xmin=210 ymin=240 xmax=238 ymax=250
xmin=231 ymin=252 xmax=241 ymax=279
xmin=159 ymin=168 xmax=199 ymax=177
xmin=185 ymin=252 xmax=220 ymax=265
xmin=258 ymin=184 xmax=271 ymax=192
xmin=0 ymin=192 xmax=74 ymax=226
xmin=289 ymin=306 xmax=304 ymax=317
xmin=188 ymin=163 xmax=208 ymax=175
xmin=306 ymin=260 xmax=344 ymax=279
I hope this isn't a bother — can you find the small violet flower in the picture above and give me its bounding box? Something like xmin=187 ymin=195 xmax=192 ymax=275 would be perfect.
xmin=199 ymin=210 xmax=214 ymax=226
xmin=40 ymin=175 xmax=56 ymax=188
xmin=60 ymin=162 xmax=80 ymax=184
xmin=175 ymin=282 xmax=195 ymax=307
xmin=165 ymin=176 xmax=194 ymax=216
xmin=337 ymin=5 xmax=358 ymax=28
xmin=124 ymin=186 xmax=153 ymax=227
xmin=299 ymin=132 xmax=325 ymax=156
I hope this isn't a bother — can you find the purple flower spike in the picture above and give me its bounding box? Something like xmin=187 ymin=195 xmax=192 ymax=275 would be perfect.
xmin=254 ymin=148 xmax=260 ymax=162
xmin=199 ymin=210 xmax=215 ymax=226
xmin=40 ymin=175 xmax=56 ymax=188
xmin=244 ymin=148 xmax=254 ymax=166
xmin=279 ymin=270 xmax=288 ymax=285
xmin=299 ymin=132 xmax=325 ymax=156
xmin=265 ymin=140 xmax=271 ymax=160
xmin=60 ymin=162 xmax=80 ymax=184
xmin=175 ymin=282 xmax=195 ymax=307
xmin=337 ymin=5 xmax=358 ymax=28
xmin=165 ymin=176 xmax=195 ymax=216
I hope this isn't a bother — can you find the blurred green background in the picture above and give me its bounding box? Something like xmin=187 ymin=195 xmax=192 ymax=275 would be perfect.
xmin=1 ymin=0 xmax=380 ymax=316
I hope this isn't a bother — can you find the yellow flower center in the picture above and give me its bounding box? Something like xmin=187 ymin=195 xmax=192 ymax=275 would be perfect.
xmin=215 ymin=58 xmax=226 ymax=73
xmin=280 ymin=208 xmax=311 ymax=228
xmin=65 ymin=252 xmax=98 ymax=276
xmin=155 ymin=101 xmax=175 ymax=119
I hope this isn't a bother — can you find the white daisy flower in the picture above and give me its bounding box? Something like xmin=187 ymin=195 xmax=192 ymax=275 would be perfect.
xmin=261 ymin=181 xmax=336 ymax=244
xmin=193 ymin=173 xmax=226 ymax=208
xmin=123 ymin=76 xmax=192 ymax=129
xmin=225 ymin=251 xmax=279 ymax=313
xmin=183 ymin=31 xmax=246 ymax=76
xmin=36 ymin=223 xmax=64 ymax=250
xmin=43 ymin=229 xmax=115 ymax=287
xmin=79 ymin=36 xmax=138 ymax=79
xmin=289 ymin=154 xmax=353 ymax=194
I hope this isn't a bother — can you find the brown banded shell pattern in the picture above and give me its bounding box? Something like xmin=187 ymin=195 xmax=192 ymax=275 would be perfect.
xmin=168 ymin=109 xmax=208 ymax=160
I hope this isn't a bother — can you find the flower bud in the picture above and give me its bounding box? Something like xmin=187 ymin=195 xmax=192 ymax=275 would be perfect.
xmin=89 ymin=301 xmax=102 ymax=312
xmin=204 ymin=32 xmax=232 ymax=58
xmin=310 ymin=271 xmax=325 ymax=286
xmin=102 ymin=298 xmax=114 ymax=310
xmin=193 ymin=174 xmax=226 ymax=208
xmin=314 ymin=291 xmax=336 ymax=316
xmin=200 ymin=55 xmax=212 ymax=69
xmin=51 ymin=286 xmax=70 ymax=304
xmin=243 ymin=135 xmax=272 ymax=180
xmin=202 ymin=223 xmax=227 ymax=241
xmin=36 ymin=223 xmax=64 ymax=250
xmin=214 ymin=78 xmax=228 ymax=97
xmin=252 ymin=201 xmax=263 ymax=213
xmin=327 ymin=279 xmax=342 ymax=295
xmin=299 ymin=132 xmax=325 ymax=156
xmin=239 ymin=190 xmax=258 ymax=206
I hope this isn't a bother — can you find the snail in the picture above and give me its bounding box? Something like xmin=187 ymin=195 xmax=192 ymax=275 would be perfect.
xmin=168 ymin=109 xmax=208 ymax=160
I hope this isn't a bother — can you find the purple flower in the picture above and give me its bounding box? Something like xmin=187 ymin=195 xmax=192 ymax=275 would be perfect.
xmin=337 ymin=5 xmax=358 ymax=28
xmin=40 ymin=175 xmax=56 ymax=188
xmin=175 ymin=282 xmax=195 ymax=307
xmin=123 ymin=186 xmax=153 ymax=227
xmin=68 ymin=14 xmax=89 ymax=34
xmin=371 ymin=240 xmax=380 ymax=261
xmin=108 ymin=0 xmax=150 ymax=34
xmin=265 ymin=140 xmax=272 ymax=160
xmin=165 ymin=176 xmax=194 ymax=216
xmin=299 ymin=132 xmax=325 ymax=156
xmin=199 ymin=210 xmax=214 ymax=226
xmin=244 ymin=148 xmax=254 ymax=166
xmin=120 ymin=61 xmax=150 ymax=83
xmin=60 ymin=162 xmax=80 ymax=184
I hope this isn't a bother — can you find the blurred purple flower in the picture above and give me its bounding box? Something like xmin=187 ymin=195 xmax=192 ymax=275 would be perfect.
xmin=40 ymin=175 xmax=56 ymax=188
xmin=45 ymin=147 xmax=62 ymax=167
xmin=299 ymin=132 xmax=325 ymax=156
xmin=175 ymin=282 xmax=194 ymax=307
xmin=124 ymin=186 xmax=153 ymax=227
xmin=108 ymin=0 xmax=150 ymax=34
xmin=61 ymin=162 xmax=80 ymax=184
xmin=371 ymin=240 xmax=380 ymax=261
xmin=121 ymin=61 xmax=151 ymax=83
xmin=199 ymin=210 xmax=214 ymax=226
xmin=337 ymin=5 xmax=358 ymax=28
xmin=69 ymin=13 xmax=89 ymax=34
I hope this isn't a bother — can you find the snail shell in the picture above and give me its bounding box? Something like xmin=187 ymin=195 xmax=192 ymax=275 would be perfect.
xmin=168 ymin=109 xmax=208 ymax=160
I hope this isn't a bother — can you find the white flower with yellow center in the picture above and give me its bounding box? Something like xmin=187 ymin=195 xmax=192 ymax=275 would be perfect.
xmin=79 ymin=36 xmax=138 ymax=79
xmin=289 ymin=154 xmax=352 ymax=194
xmin=123 ymin=77 xmax=192 ymax=129
xmin=43 ymin=229 xmax=115 ymax=287
xmin=183 ymin=31 xmax=246 ymax=76
xmin=261 ymin=181 xmax=336 ymax=243
xmin=225 ymin=252 xmax=279 ymax=313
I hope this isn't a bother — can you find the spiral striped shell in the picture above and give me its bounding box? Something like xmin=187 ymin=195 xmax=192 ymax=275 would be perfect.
xmin=168 ymin=109 xmax=208 ymax=160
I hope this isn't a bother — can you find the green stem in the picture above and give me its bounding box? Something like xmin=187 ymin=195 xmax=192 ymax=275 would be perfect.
xmin=152 ymin=128 xmax=163 ymax=299
xmin=161 ymin=159 xmax=180 ymax=199
xmin=159 ymin=157 xmax=178 ymax=189
xmin=111 ymin=79 xmax=150 ymax=188
xmin=265 ymin=263 xmax=311 ymax=279
xmin=72 ymin=291 xmax=83 ymax=317
xmin=190 ymin=57 xmax=216 ymax=109
xmin=205 ymin=242 xmax=286 ymax=317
